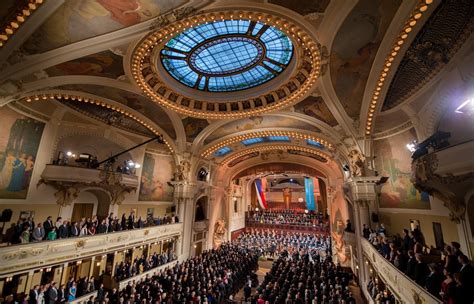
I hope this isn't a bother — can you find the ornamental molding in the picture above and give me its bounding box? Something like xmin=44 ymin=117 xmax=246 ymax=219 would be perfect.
xmin=411 ymin=152 xmax=474 ymax=223
xmin=38 ymin=165 xmax=139 ymax=206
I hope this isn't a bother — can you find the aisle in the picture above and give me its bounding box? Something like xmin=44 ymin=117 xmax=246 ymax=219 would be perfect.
xmin=233 ymin=259 xmax=273 ymax=301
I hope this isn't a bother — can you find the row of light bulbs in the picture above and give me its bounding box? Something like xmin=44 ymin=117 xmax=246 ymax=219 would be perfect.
xmin=131 ymin=10 xmax=321 ymax=119
xmin=22 ymin=92 xmax=174 ymax=152
xmin=221 ymin=144 xmax=330 ymax=166
xmin=202 ymin=130 xmax=332 ymax=158
xmin=365 ymin=0 xmax=433 ymax=135
xmin=0 ymin=0 xmax=44 ymax=48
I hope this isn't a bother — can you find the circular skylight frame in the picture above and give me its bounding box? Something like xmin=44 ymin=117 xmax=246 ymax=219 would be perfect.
xmin=159 ymin=19 xmax=294 ymax=93
xmin=130 ymin=9 xmax=322 ymax=119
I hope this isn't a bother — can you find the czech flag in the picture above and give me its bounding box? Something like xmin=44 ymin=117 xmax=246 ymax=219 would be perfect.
xmin=254 ymin=178 xmax=268 ymax=209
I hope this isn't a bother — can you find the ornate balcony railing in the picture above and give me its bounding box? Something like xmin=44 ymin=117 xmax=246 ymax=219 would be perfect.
xmin=0 ymin=223 xmax=183 ymax=276
xmin=361 ymin=238 xmax=439 ymax=304
xmin=39 ymin=164 xmax=139 ymax=205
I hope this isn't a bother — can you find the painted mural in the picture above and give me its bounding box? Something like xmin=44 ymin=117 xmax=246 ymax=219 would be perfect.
xmin=374 ymin=128 xmax=430 ymax=209
xmin=205 ymin=115 xmax=321 ymax=143
xmin=330 ymin=189 xmax=350 ymax=266
xmin=0 ymin=107 xmax=45 ymax=199
xmin=294 ymin=96 xmax=338 ymax=126
xmin=182 ymin=117 xmax=209 ymax=142
xmin=330 ymin=0 xmax=401 ymax=119
xmin=55 ymin=84 xmax=176 ymax=138
xmin=45 ymin=51 xmax=124 ymax=78
xmin=139 ymin=152 xmax=174 ymax=201
xmin=21 ymin=0 xmax=187 ymax=54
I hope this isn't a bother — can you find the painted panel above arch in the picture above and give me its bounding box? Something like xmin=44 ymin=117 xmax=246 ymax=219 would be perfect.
xmin=373 ymin=128 xmax=430 ymax=210
xmin=294 ymin=96 xmax=338 ymax=127
xmin=19 ymin=0 xmax=188 ymax=54
xmin=268 ymin=0 xmax=330 ymax=16
xmin=330 ymin=0 xmax=401 ymax=119
xmin=44 ymin=50 xmax=124 ymax=79
xmin=53 ymin=84 xmax=176 ymax=138
xmin=138 ymin=151 xmax=175 ymax=202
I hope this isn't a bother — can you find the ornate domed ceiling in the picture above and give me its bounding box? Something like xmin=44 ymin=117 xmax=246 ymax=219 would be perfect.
xmin=0 ymin=0 xmax=469 ymax=171
xmin=130 ymin=9 xmax=322 ymax=119
xmin=160 ymin=19 xmax=293 ymax=92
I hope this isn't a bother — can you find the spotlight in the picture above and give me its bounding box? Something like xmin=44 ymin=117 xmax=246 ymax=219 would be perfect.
xmin=66 ymin=151 xmax=72 ymax=156
xmin=455 ymin=98 xmax=473 ymax=114
xmin=406 ymin=141 xmax=417 ymax=152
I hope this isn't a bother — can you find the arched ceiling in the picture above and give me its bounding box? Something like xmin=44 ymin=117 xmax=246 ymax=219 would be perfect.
xmin=1 ymin=0 xmax=469 ymax=173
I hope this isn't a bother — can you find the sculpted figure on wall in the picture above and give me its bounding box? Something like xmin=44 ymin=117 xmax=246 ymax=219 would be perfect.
xmin=213 ymin=219 xmax=227 ymax=249
xmin=347 ymin=149 xmax=365 ymax=177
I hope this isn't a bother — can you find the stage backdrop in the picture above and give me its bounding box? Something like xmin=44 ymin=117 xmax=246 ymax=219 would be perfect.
xmin=373 ymin=128 xmax=430 ymax=209
xmin=0 ymin=107 xmax=45 ymax=199
xmin=138 ymin=152 xmax=174 ymax=202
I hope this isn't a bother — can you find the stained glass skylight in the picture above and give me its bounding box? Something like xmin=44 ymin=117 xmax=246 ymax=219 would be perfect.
xmin=214 ymin=146 xmax=232 ymax=157
xmin=161 ymin=20 xmax=293 ymax=92
xmin=307 ymin=139 xmax=324 ymax=149
xmin=241 ymin=136 xmax=291 ymax=146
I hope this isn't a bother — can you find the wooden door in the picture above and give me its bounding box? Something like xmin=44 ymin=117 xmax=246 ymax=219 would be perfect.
xmin=71 ymin=203 xmax=94 ymax=222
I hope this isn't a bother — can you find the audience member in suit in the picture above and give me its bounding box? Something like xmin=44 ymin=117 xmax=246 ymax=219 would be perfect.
xmin=57 ymin=285 xmax=66 ymax=303
xmin=32 ymin=223 xmax=45 ymax=242
xmin=58 ymin=221 xmax=69 ymax=239
xmin=70 ymin=222 xmax=80 ymax=237
xmin=454 ymin=272 xmax=472 ymax=304
xmin=414 ymin=254 xmax=429 ymax=286
xmin=405 ymin=250 xmax=417 ymax=279
xmin=425 ymin=263 xmax=444 ymax=298
xmin=458 ymin=255 xmax=474 ymax=289
xmin=43 ymin=216 xmax=54 ymax=239
xmin=28 ymin=285 xmax=39 ymax=304
xmin=47 ymin=282 xmax=58 ymax=304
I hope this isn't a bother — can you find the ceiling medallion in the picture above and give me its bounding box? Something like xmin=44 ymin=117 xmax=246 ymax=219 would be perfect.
xmin=131 ymin=10 xmax=321 ymax=119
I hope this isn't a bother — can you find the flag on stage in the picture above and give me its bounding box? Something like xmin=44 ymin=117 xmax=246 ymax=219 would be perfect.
xmin=254 ymin=178 xmax=268 ymax=209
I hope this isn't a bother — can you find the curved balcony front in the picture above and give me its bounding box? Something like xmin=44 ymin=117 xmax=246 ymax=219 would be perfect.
xmin=0 ymin=223 xmax=183 ymax=276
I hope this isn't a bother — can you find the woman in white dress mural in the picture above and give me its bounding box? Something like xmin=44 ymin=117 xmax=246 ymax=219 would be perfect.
xmin=0 ymin=151 xmax=16 ymax=189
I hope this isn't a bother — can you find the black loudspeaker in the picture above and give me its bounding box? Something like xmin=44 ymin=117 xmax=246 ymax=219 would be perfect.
xmin=0 ymin=209 xmax=13 ymax=222
xmin=371 ymin=213 xmax=379 ymax=223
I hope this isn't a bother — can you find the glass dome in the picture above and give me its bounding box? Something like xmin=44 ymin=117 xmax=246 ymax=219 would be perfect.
xmin=160 ymin=19 xmax=293 ymax=92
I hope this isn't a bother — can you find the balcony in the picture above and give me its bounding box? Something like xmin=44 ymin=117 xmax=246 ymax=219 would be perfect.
xmin=412 ymin=140 xmax=474 ymax=222
xmin=361 ymin=238 xmax=439 ymax=304
xmin=0 ymin=223 xmax=183 ymax=275
xmin=39 ymin=165 xmax=139 ymax=205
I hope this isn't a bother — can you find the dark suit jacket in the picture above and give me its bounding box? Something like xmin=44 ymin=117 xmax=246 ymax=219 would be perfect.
xmin=425 ymin=272 xmax=444 ymax=297
xmin=28 ymin=289 xmax=38 ymax=304
xmin=460 ymin=264 xmax=474 ymax=288
xmin=58 ymin=225 xmax=69 ymax=238
xmin=47 ymin=287 xmax=58 ymax=304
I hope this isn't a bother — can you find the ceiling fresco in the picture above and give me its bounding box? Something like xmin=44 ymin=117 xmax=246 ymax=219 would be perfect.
xmin=0 ymin=0 xmax=19 ymax=23
xmin=182 ymin=117 xmax=209 ymax=142
xmin=44 ymin=50 xmax=124 ymax=78
xmin=268 ymin=0 xmax=331 ymax=16
xmin=55 ymin=84 xmax=176 ymax=138
xmin=294 ymin=95 xmax=338 ymax=127
xmin=330 ymin=0 xmax=401 ymax=119
xmin=20 ymin=0 xmax=187 ymax=54
xmin=382 ymin=0 xmax=474 ymax=111
xmin=204 ymin=115 xmax=322 ymax=144
xmin=60 ymin=99 xmax=155 ymax=137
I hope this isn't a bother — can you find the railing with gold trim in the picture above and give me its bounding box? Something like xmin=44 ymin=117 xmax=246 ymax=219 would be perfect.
xmin=361 ymin=238 xmax=439 ymax=304
xmin=0 ymin=223 xmax=183 ymax=276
